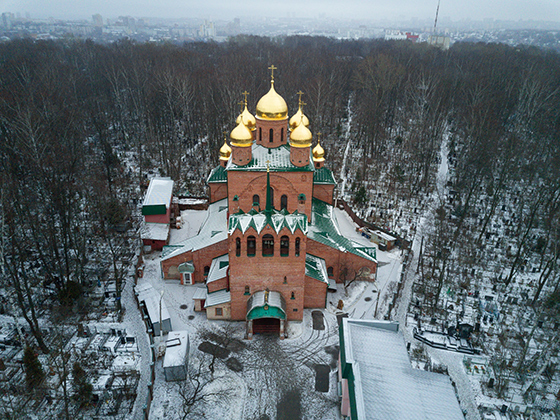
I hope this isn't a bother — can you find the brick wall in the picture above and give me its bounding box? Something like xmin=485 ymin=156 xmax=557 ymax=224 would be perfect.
xmin=227 ymin=171 xmax=313 ymax=218
xmin=209 ymin=182 xmax=227 ymax=203
xmin=312 ymin=184 xmax=335 ymax=205
xmin=304 ymin=276 xmax=327 ymax=308
xmin=207 ymin=277 xmax=228 ymax=293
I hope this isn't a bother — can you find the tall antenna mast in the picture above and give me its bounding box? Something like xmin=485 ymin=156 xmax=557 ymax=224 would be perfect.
xmin=433 ymin=0 xmax=441 ymax=34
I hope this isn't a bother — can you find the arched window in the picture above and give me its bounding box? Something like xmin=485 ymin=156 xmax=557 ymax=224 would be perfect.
xmin=298 ymin=193 xmax=306 ymax=204
xmin=253 ymin=194 xmax=260 ymax=206
xmin=280 ymin=236 xmax=289 ymax=257
xmin=204 ymin=266 xmax=210 ymax=277
xmin=291 ymin=291 xmax=295 ymax=300
xmin=236 ymin=238 xmax=241 ymax=257
xmin=295 ymin=237 xmax=300 ymax=257
xmin=247 ymin=236 xmax=256 ymax=257
xmin=284 ymin=276 xmax=288 ymax=284
xmin=281 ymin=195 xmax=288 ymax=210
xmin=327 ymin=267 xmax=334 ymax=278
xmin=281 ymin=127 xmax=284 ymax=142
xmin=262 ymin=234 xmax=274 ymax=256
xmin=244 ymin=285 xmax=250 ymax=295
xmin=269 ymin=128 xmax=274 ymax=143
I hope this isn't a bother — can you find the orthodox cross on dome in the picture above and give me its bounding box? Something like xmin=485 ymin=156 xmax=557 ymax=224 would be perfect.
xmin=297 ymin=90 xmax=304 ymax=106
xmin=317 ymin=132 xmax=322 ymax=143
xmin=242 ymin=90 xmax=249 ymax=105
xmin=268 ymin=64 xmax=277 ymax=81
xmin=238 ymin=100 xmax=244 ymax=112
xmin=223 ymin=131 xmax=228 ymax=140
xmin=266 ymin=159 xmax=270 ymax=173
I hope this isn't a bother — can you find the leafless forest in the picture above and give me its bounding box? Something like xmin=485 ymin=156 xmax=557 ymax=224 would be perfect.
xmin=1 ymin=36 xmax=560 ymax=416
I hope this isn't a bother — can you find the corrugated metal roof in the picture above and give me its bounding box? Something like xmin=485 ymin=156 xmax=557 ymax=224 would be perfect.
xmin=207 ymin=254 xmax=229 ymax=284
xmin=309 ymin=199 xmax=377 ymax=263
xmin=207 ymin=165 xmax=227 ymax=183
xmin=226 ymin=144 xmax=314 ymax=172
xmin=162 ymin=199 xmax=228 ymax=261
xmin=340 ymin=319 xmax=464 ymax=420
xmin=228 ymin=208 xmax=308 ymax=235
xmin=134 ymin=282 xmax=170 ymax=324
xmin=305 ymin=254 xmax=329 ymax=284
xmin=205 ymin=289 xmax=231 ymax=307
xmin=313 ymin=167 xmax=336 ymax=185
xmin=143 ymin=178 xmax=174 ymax=207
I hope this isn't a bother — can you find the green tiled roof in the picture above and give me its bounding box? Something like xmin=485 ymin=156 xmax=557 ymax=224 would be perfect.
xmin=313 ymin=167 xmax=336 ymax=185
xmin=226 ymin=144 xmax=314 ymax=172
xmin=228 ymin=208 xmax=308 ymax=235
xmin=309 ymin=198 xmax=376 ymax=262
xmin=305 ymin=254 xmax=329 ymax=284
xmin=207 ymin=165 xmax=227 ymax=183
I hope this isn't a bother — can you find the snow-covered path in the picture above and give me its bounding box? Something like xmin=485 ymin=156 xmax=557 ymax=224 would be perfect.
xmin=338 ymin=97 xmax=353 ymax=199
xmin=394 ymin=133 xmax=481 ymax=420
xmin=122 ymin=267 xmax=152 ymax=420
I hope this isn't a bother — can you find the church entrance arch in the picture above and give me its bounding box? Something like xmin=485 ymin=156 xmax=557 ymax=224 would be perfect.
xmin=246 ymin=289 xmax=286 ymax=339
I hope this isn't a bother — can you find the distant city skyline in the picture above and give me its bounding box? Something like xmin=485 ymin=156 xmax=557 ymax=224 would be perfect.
xmin=2 ymin=0 xmax=560 ymax=24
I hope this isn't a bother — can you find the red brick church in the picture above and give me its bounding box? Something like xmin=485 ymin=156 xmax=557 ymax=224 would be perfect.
xmin=160 ymin=67 xmax=377 ymax=338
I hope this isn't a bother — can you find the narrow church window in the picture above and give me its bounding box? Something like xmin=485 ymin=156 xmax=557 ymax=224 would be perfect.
xmin=253 ymin=194 xmax=260 ymax=206
xmin=244 ymin=286 xmax=250 ymax=295
xmin=291 ymin=292 xmax=295 ymax=299
xmin=327 ymin=267 xmax=334 ymax=278
xmin=259 ymin=127 xmax=262 ymax=141
xmin=281 ymin=127 xmax=284 ymax=142
xmin=269 ymin=188 xmax=274 ymax=208
xmin=281 ymin=195 xmax=287 ymax=210
xmin=284 ymin=276 xmax=287 ymax=284
xmin=280 ymin=236 xmax=289 ymax=256
xmin=269 ymin=128 xmax=274 ymax=143
xmin=215 ymin=307 xmax=223 ymax=316
xmin=295 ymin=237 xmax=300 ymax=257
xmin=247 ymin=236 xmax=256 ymax=257
xmin=262 ymin=234 xmax=274 ymax=256
xmin=236 ymin=238 xmax=241 ymax=257
xmin=204 ymin=266 xmax=210 ymax=277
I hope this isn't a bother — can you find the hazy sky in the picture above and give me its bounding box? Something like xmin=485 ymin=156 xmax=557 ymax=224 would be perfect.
xmin=2 ymin=0 xmax=559 ymax=23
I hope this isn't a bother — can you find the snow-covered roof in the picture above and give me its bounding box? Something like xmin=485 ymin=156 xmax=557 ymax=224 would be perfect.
xmin=246 ymin=290 xmax=286 ymax=319
xmin=192 ymin=287 xmax=207 ymax=300
xmin=204 ymin=289 xmax=231 ymax=308
xmin=161 ymin=199 xmax=228 ymax=261
xmin=134 ymin=282 xmax=170 ymax=324
xmin=340 ymin=319 xmax=464 ymax=420
xmin=309 ymin=199 xmax=377 ymax=263
xmin=373 ymin=230 xmax=397 ymax=242
xmin=227 ymin=143 xmax=314 ymax=172
xmin=163 ymin=330 xmax=189 ymax=369
xmin=143 ymin=177 xmax=174 ymax=208
xmin=207 ymin=254 xmax=229 ymax=284
xmin=305 ymin=254 xmax=329 ymax=284
xmin=141 ymin=222 xmax=170 ymax=241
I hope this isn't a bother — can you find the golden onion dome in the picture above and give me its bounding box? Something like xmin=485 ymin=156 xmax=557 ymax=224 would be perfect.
xmin=236 ymin=104 xmax=257 ymax=131
xmin=289 ymin=106 xmax=310 ymax=131
xmin=290 ymin=119 xmax=312 ymax=148
xmin=219 ymin=139 xmax=232 ymax=160
xmin=230 ymin=121 xmax=253 ymax=147
xmin=256 ymin=81 xmax=288 ymax=120
xmin=312 ymin=140 xmax=325 ymax=162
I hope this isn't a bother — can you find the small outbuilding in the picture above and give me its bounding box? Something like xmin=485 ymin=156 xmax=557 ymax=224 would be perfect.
xmin=134 ymin=283 xmax=172 ymax=336
xmin=371 ymin=230 xmax=397 ymax=251
xmin=163 ymin=330 xmax=190 ymax=382
xmin=141 ymin=177 xmax=174 ymax=250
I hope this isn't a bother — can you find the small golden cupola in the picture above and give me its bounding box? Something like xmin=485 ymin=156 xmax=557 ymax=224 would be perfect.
xmin=312 ymin=136 xmax=325 ymax=162
xmin=289 ymin=91 xmax=310 ymax=130
xmin=219 ymin=135 xmax=232 ymax=167
xmin=256 ymin=65 xmax=288 ymax=120
xmin=290 ymin=117 xmax=313 ymax=148
xmin=236 ymin=91 xmax=256 ymax=131
xmin=230 ymin=120 xmax=253 ymax=147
